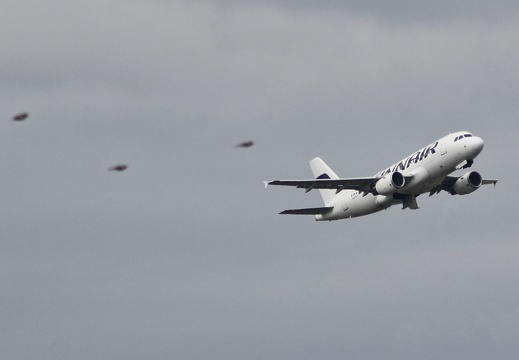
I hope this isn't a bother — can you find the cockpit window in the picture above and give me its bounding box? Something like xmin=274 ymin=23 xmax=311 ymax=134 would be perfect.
xmin=454 ymin=133 xmax=473 ymax=142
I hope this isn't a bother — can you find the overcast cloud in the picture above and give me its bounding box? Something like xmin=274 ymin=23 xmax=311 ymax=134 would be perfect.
xmin=1 ymin=1 xmax=518 ymax=359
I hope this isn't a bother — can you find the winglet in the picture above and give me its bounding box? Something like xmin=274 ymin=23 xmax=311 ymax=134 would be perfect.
xmin=263 ymin=181 xmax=269 ymax=189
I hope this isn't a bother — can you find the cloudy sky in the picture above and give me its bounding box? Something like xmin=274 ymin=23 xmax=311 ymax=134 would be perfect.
xmin=1 ymin=1 xmax=518 ymax=359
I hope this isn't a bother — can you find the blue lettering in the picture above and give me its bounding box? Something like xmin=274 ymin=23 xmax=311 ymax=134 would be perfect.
xmin=406 ymin=151 xmax=421 ymax=168
xmin=393 ymin=161 xmax=405 ymax=172
xmin=423 ymin=142 xmax=438 ymax=158
xmin=379 ymin=141 xmax=439 ymax=176
xmin=404 ymin=156 xmax=412 ymax=169
xmin=419 ymin=147 xmax=428 ymax=161
xmin=427 ymin=141 xmax=438 ymax=155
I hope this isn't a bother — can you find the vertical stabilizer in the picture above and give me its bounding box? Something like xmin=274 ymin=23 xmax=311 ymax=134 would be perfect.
xmin=309 ymin=157 xmax=339 ymax=206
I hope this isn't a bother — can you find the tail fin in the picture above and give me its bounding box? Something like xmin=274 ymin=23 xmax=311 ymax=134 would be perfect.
xmin=309 ymin=157 xmax=339 ymax=206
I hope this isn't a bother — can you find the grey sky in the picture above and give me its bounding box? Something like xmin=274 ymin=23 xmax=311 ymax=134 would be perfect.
xmin=1 ymin=1 xmax=517 ymax=359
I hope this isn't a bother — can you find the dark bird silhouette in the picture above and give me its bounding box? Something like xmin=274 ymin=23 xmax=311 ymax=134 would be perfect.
xmin=235 ymin=141 xmax=254 ymax=148
xmin=12 ymin=113 xmax=29 ymax=121
xmin=108 ymin=164 xmax=128 ymax=172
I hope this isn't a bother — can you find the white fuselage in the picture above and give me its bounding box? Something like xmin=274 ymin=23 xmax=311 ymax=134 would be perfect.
xmin=316 ymin=131 xmax=485 ymax=221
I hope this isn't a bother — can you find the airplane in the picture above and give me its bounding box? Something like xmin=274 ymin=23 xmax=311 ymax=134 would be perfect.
xmin=264 ymin=131 xmax=498 ymax=221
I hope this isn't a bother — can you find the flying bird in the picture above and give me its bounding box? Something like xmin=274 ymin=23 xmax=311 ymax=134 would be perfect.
xmin=235 ymin=141 xmax=254 ymax=148
xmin=108 ymin=164 xmax=128 ymax=172
xmin=12 ymin=112 xmax=29 ymax=121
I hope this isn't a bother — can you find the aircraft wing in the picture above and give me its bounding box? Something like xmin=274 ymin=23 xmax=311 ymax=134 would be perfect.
xmin=482 ymin=179 xmax=499 ymax=185
xmin=280 ymin=206 xmax=334 ymax=215
xmin=264 ymin=177 xmax=377 ymax=193
xmin=429 ymin=176 xmax=499 ymax=196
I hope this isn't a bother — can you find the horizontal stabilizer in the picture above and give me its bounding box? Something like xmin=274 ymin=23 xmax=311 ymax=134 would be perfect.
xmin=280 ymin=206 xmax=333 ymax=215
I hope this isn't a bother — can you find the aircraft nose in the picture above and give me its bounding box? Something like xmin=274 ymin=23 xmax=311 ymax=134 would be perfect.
xmin=469 ymin=136 xmax=484 ymax=157
xmin=473 ymin=136 xmax=484 ymax=150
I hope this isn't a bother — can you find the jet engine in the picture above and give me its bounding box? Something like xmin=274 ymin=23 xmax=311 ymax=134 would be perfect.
xmin=375 ymin=172 xmax=405 ymax=195
xmin=452 ymin=171 xmax=482 ymax=195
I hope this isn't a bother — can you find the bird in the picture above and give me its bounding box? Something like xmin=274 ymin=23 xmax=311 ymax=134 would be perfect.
xmin=12 ymin=112 xmax=29 ymax=121
xmin=235 ymin=140 xmax=254 ymax=148
xmin=108 ymin=164 xmax=128 ymax=172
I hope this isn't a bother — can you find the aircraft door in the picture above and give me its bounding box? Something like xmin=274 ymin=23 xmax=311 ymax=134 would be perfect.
xmin=342 ymin=191 xmax=357 ymax=212
xmin=440 ymin=141 xmax=447 ymax=155
xmin=342 ymin=198 xmax=349 ymax=212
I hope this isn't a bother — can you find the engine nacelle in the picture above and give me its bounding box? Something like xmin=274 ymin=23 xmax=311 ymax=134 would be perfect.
xmin=452 ymin=171 xmax=482 ymax=195
xmin=375 ymin=172 xmax=405 ymax=195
